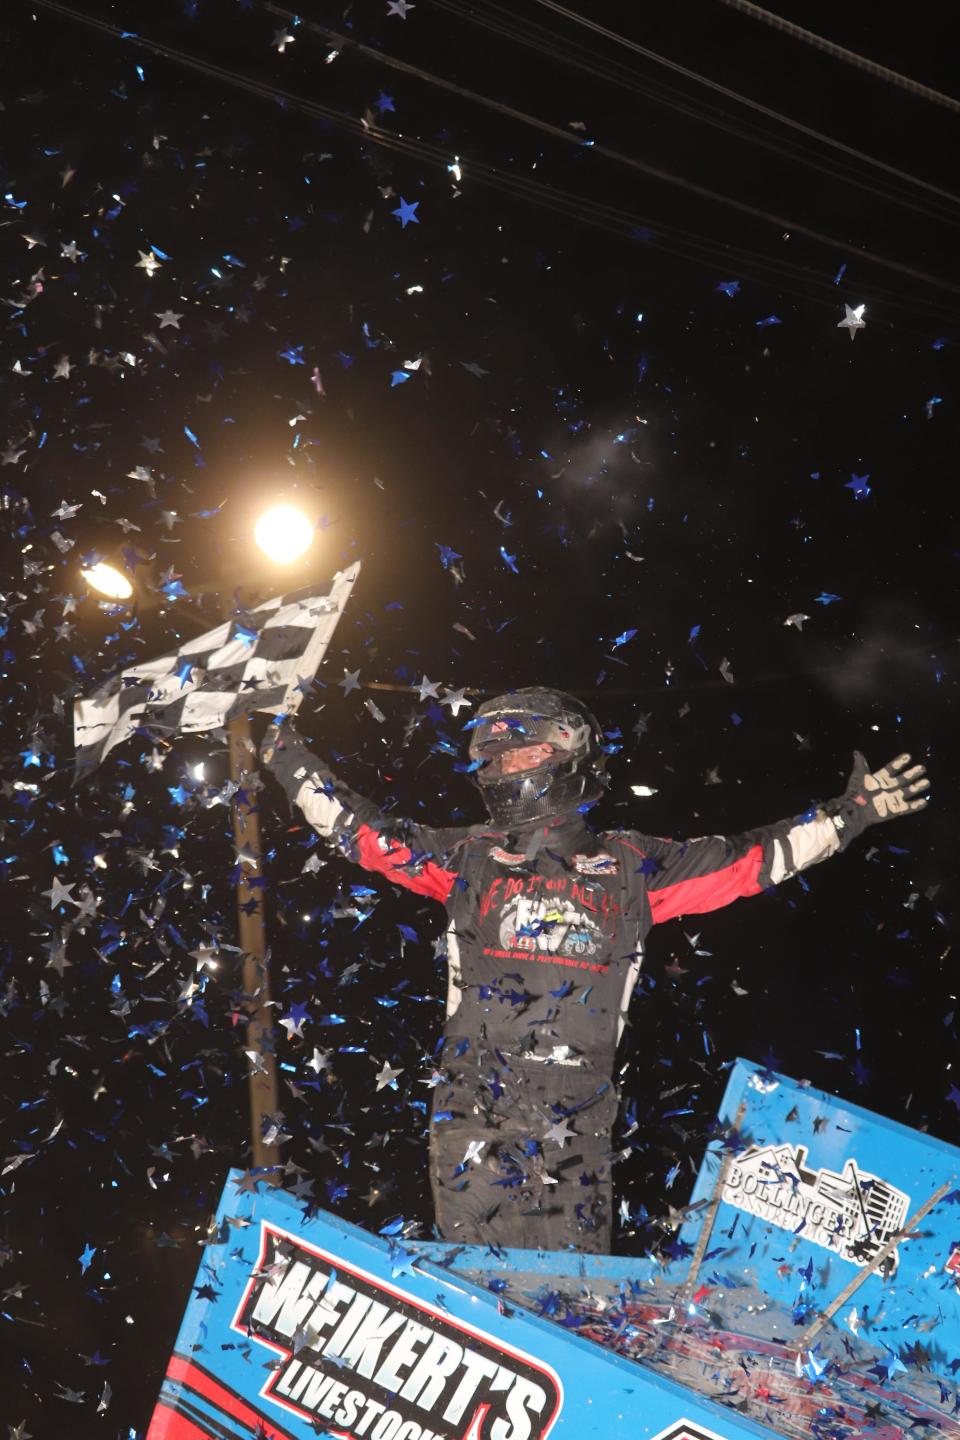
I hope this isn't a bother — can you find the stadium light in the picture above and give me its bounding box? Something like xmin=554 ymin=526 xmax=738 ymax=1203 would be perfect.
xmin=253 ymin=504 xmax=314 ymax=566
xmin=80 ymin=561 xmax=134 ymax=601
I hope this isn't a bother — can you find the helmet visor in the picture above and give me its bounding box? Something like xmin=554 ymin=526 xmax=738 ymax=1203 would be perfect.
xmin=478 ymin=741 xmax=561 ymax=780
xmin=467 ymin=710 xmax=590 ymax=784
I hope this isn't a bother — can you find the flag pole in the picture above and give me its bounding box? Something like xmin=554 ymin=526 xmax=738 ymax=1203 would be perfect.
xmin=217 ymin=559 xmax=361 ymax=1178
xmin=228 ymin=710 xmax=281 ymax=1175
xmin=80 ymin=556 xmax=362 ymax=1180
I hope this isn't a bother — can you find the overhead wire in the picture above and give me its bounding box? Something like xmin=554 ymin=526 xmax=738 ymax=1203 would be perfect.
xmin=18 ymin=0 xmax=959 ymax=327
xmin=371 ymin=128 xmax=957 ymax=325
xmin=20 ymin=0 xmax=959 ymax=327
xmin=256 ymin=2 xmax=960 ymax=303
xmin=265 ymin=5 xmax=960 ymax=320
xmin=368 ymin=126 xmax=833 ymax=305
xmin=266 ymin=0 xmax=960 ymax=320
xmin=522 ymin=0 xmax=960 ymax=208
xmin=430 ymin=0 xmax=960 ymax=231
xmin=369 ymin=119 xmax=960 ymax=327
xmin=714 ymin=0 xmax=960 ymax=114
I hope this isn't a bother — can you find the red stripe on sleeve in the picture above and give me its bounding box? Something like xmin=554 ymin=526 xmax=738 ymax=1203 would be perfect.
xmin=355 ymin=823 xmax=458 ymax=904
xmin=648 ymin=843 xmax=765 ymax=925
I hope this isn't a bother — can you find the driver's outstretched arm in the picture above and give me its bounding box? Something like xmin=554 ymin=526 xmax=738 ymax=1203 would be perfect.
xmin=619 ymin=751 xmax=929 ymax=927
xmin=261 ymin=722 xmax=466 ymax=905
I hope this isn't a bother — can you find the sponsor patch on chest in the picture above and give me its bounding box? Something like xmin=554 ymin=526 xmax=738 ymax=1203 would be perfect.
xmin=572 ymin=851 xmax=619 ymax=874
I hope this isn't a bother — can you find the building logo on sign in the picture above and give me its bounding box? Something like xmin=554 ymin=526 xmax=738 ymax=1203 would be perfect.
xmin=234 ymin=1223 xmax=563 ymax=1440
xmin=721 ymin=1143 xmax=909 ymax=1269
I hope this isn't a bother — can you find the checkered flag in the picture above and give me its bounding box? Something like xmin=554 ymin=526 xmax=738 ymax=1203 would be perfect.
xmin=73 ymin=562 xmax=360 ymax=778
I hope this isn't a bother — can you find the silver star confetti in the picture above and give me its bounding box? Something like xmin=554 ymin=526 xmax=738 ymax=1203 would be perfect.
xmin=440 ymin=687 xmax=471 ymax=716
xmin=416 ymin=675 xmax=440 ymax=701
xmin=374 ymin=1061 xmax=404 ymax=1091
xmin=837 ymin=303 xmax=866 ymax=340
xmin=543 ymin=1117 xmax=576 ymax=1147
xmin=42 ymin=878 xmax=76 ymax=909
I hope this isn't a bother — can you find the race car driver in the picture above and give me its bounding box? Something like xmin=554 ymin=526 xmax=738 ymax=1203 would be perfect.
xmin=261 ymin=688 xmax=929 ymax=1253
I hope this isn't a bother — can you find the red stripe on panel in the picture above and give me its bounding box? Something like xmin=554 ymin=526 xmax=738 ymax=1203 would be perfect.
xmin=145 ymin=1399 xmax=211 ymax=1440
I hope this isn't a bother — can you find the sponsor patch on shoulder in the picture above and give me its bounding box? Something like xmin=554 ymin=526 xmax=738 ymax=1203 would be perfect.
xmin=490 ymin=846 xmax=527 ymax=866
xmin=572 ymin=852 xmax=619 ymax=874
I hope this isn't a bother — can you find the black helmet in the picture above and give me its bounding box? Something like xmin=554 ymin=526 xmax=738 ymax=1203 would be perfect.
xmin=467 ymin=687 xmax=607 ymax=827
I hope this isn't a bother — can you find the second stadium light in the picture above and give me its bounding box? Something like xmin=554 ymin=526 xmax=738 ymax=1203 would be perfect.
xmin=253 ymin=504 xmax=314 ymax=566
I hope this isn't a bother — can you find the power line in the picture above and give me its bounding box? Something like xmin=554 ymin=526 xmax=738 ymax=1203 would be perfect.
xmin=385 ymin=142 xmax=960 ymax=327
xmin=260 ymin=2 xmax=960 ymax=301
xmin=20 ymin=0 xmax=959 ymax=326
xmin=352 ymin=125 xmax=958 ymax=327
xmin=715 ymin=0 xmax=960 ymax=114
xmin=523 ymin=0 xmax=960 ymax=207
xmin=431 ymin=0 xmax=960 ymax=233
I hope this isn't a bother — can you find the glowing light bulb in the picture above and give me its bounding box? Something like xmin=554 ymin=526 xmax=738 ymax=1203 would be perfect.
xmin=81 ymin=562 xmax=134 ymax=600
xmin=254 ymin=505 xmax=314 ymax=565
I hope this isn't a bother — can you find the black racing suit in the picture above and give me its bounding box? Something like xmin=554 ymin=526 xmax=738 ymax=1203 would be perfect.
xmin=266 ymin=732 xmax=856 ymax=1253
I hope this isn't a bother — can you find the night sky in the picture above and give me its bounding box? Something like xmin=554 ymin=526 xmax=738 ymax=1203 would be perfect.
xmin=1 ymin=0 xmax=957 ymax=1433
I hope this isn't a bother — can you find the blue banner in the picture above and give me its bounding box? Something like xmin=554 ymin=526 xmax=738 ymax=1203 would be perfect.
xmin=147 ymin=1167 xmax=779 ymax=1440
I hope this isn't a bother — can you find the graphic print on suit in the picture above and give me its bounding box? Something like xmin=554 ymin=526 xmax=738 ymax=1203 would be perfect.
xmin=441 ymin=821 xmax=645 ymax=1067
xmin=497 ymin=889 xmax=602 ymax=957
